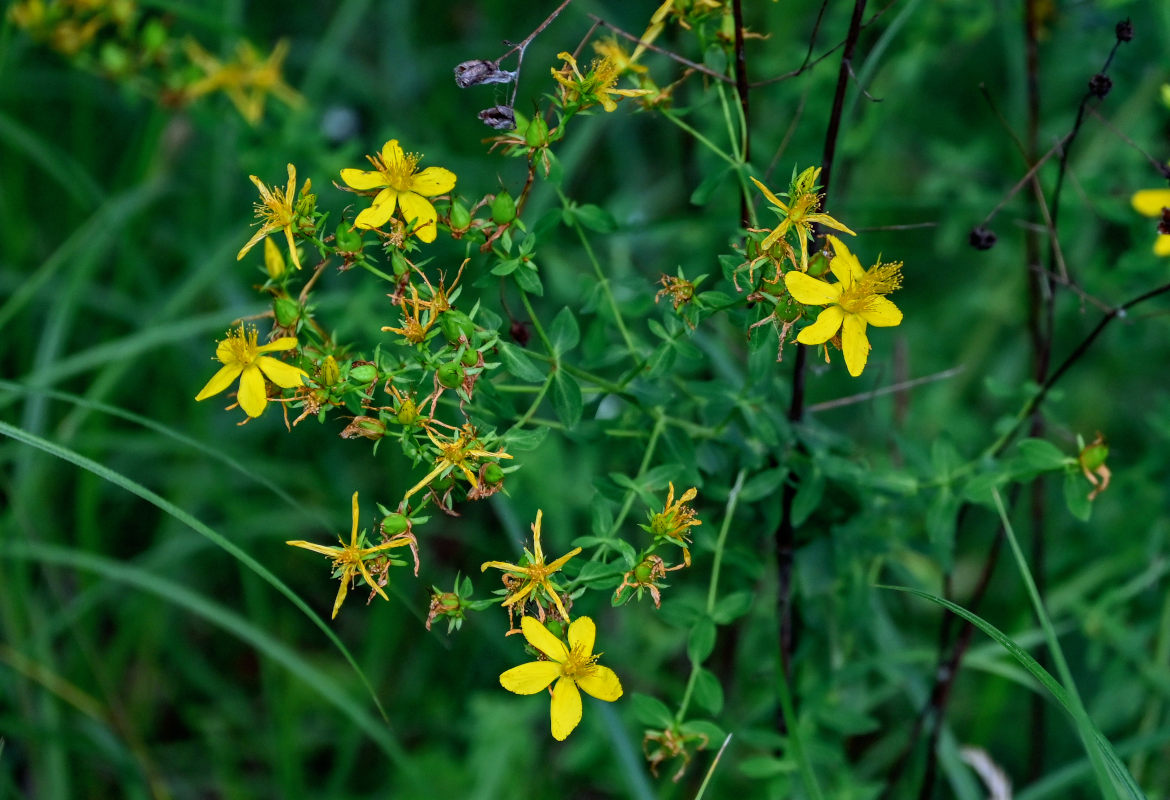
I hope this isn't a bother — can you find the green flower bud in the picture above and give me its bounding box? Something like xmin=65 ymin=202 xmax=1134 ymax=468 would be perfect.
xmin=482 ymin=463 xmax=504 ymax=484
xmin=460 ymin=348 xmax=479 ymax=367
xmin=775 ymin=291 xmax=802 ymax=323
xmin=335 ymin=221 xmax=362 ymax=252
xmin=381 ymin=514 xmax=410 ymax=536
xmin=439 ymin=310 xmax=475 ymax=343
xmin=273 ymin=297 xmax=300 ymax=327
xmin=436 ymin=362 xmax=465 ymax=389
xmin=449 ymin=201 xmax=471 ymax=230
xmin=320 ymin=355 xmax=341 ymax=386
xmin=807 ymin=251 xmax=830 ymax=277
xmin=543 ymin=619 xmax=565 ymax=639
xmin=349 ymin=363 xmax=378 ymax=384
xmin=491 ymin=191 xmax=516 ymax=225
xmin=1080 ymin=441 xmax=1109 ymax=471
xmin=525 ymin=115 xmax=551 ymax=148
xmin=634 ymin=561 xmax=654 ymax=583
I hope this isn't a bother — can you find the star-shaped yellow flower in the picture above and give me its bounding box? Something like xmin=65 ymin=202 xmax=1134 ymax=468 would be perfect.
xmin=286 ymin=492 xmax=418 ymax=619
xmin=784 ymin=235 xmax=903 ymax=377
xmin=237 ymin=163 xmax=309 ymax=271
xmin=194 ymin=324 xmax=308 ymax=418
xmin=550 ymin=52 xmax=650 ymax=113
xmin=500 ymin=616 xmax=623 ymax=741
xmin=1131 ymin=188 xmax=1170 ymax=256
xmin=184 ymin=38 xmax=304 ymax=125
xmin=340 ymin=139 xmax=456 ymax=243
xmin=481 ymin=510 xmax=580 ymax=621
xmin=752 ymin=168 xmax=855 ymax=272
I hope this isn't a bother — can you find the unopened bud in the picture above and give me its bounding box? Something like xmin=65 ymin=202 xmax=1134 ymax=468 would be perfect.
xmin=264 ymin=236 xmax=286 ymax=279
xmin=1115 ymin=19 xmax=1133 ymax=42
xmin=1088 ymin=73 xmax=1112 ymax=99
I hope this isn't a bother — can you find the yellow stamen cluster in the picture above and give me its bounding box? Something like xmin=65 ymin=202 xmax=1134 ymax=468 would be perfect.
xmin=838 ymin=261 xmax=903 ymax=314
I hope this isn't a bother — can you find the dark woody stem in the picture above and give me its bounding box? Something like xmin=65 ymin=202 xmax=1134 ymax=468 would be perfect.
xmin=775 ymin=0 xmax=868 ymax=731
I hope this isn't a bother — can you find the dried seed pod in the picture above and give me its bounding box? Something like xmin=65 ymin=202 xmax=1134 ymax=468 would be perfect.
xmin=478 ymin=105 xmax=516 ymax=130
xmin=454 ymin=59 xmax=517 ymax=88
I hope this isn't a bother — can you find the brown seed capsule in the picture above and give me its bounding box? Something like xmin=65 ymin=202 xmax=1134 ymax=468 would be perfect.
xmin=478 ymin=105 xmax=516 ymax=130
xmin=453 ymin=59 xmax=516 ymax=88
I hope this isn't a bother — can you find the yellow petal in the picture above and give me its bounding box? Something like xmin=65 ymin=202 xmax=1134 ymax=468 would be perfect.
xmin=841 ymin=313 xmax=869 ymax=377
xmin=236 ymin=364 xmax=268 ymax=417
xmin=858 ymin=296 xmax=902 ymax=327
xmin=549 ymin=676 xmax=583 ymax=741
xmin=749 ymin=176 xmax=788 ymax=212
xmin=340 ymin=168 xmax=388 ymax=191
xmin=500 ymin=661 xmax=561 ymax=695
xmin=1156 ymin=234 xmax=1170 ymax=256
xmin=283 ymin=227 xmax=302 ymax=271
xmin=410 ymin=166 xmax=457 ymax=197
xmin=1132 ymin=189 xmax=1170 ymax=217
xmin=285 ymin=539 xmax=341 ymax=556
xmin=254 ymin=336 xmax=299 ymax=354
xmin=331 ymin=577 xmax=349 ymax=619
xmin=785 ymin=271 xmax=841 ymax=305
xmin=399 ymin=191 xmax=439 ymax=243
xmin=215 ymin=336 xmax=242 ymax=365
xmin=567 ymin=616 xmax=596 ymax=656
xmin=381 ymin=139 xmax=405 ymax=170
xmin=520 ymin=615 xmax=568 ymax=662
xmin=237 ymin=225 xmax=274 ymax=261
xmin=195 ymin=363 xmax=242 ymax=401
xmin=353 ymin=188 xmax=398 ymax=230
xmin=796 ymin=306 xmax=845 ymax=345
xmin=255 ymin=355 xmax=307 ymax=389
xmin=577 ymin=665 xmax=623 ymax=702
xmin=827 ymin=236 xmax=864 ymax=286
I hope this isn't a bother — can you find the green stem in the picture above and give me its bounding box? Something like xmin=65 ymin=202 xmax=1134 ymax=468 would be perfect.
xmin=676 ymin=469 xmax=747 ymax=723
xmin=517 ymin=288 xmax=554 ymax=355
xmin=510 ymin=374 xmax=554 ymax=431
xmin=661 ymin=110 xmax=739 ymax=169
xmin=559 ymin=191 xmax=639 ymax=359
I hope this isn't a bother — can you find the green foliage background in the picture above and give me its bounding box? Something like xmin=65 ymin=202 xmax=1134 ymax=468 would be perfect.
xmin=2 ymin=0 xmax=1170 ymax=798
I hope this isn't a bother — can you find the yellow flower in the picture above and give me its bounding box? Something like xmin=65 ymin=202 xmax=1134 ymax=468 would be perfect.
xmin=184 ymin=38 xmax=304 ymax=125
xmin=644 ymin=483 xmax=701 ymax=566
xmin=340 ymin=139 xmax=456 ymax=243
xmin=481 ymin=510 xmax=581 ymax=621
xmin=194 ymin=324 xmax=308 ymax=418
xmin=1131 ymin=188 xmax=1170 ymax=256
xmin=751 ymin=169 xmax=855 ymax=272
xmin=286 ymin=492 xmax=417 ymax=619
xmin=784 ymin=235 xmax=903 ymax=377
xmin=403 ymin=425 xmax=512 ymax=500
xmin=550 ymin=52 xmax=650 ymax=113
xmin=500 ymin=616 xmax=623 ymax=741
xmin=591 ymin=37 xmax=647 ymax=76
xmin=237 ymin=163 xmax=309 ymax=271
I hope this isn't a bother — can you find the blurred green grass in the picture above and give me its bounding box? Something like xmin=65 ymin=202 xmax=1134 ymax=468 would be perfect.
xmin=3 ymin=0 xmax=1170 ymax=797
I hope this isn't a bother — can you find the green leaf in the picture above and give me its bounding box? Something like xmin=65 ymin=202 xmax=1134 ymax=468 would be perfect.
xmin=511 ymin=265 xmax=543 ymax=296
xmin=551 ymin=371 xmax=583 ymax=427
xmin=693 ymin=667 xmax=724 ymax=715
xmin=881 ymin=584 xmax=1146 ymax=800
xmin=740 ymin=756 xmax=797 ymax=779
xmin=687 ymin=618 xmax=716 ymax=663
xmin=496 ymin=341 xmax=545 ymax=383
xmin=569 ymin=203 xmax=617 ymax=233
xmin=791 ymin=469 xmax=824 ymax=527
xmin=548 ymin=307 xmax=580 ymax=355
xmin=630 ymin=693 xmax=675 ymax=729
xmin=711 ymin=591 xmax=753 ymax=624
xmin=1063 ymin=470 xmax=1092 ymax=522
xmin=1014 ymin=438 xmax=1071 ymax=475
xmin=504 ymin=426 xmax=549 ymax=452
xmin=740 ymin=467 xmax=787 ymax=503
xmin=690 ymin=165 xmax=732 ymax=206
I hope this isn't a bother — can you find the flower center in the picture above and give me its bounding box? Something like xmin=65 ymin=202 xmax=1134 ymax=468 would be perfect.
xmin=561 ymin=644 xmax=600 ymax=680
xmin=224 ymin=326 xmax=261 ymax=366
xmin=837 ymin=261 xmax=902 ymax=314
xmin=383 ymin=152 xmax=421 ymax=192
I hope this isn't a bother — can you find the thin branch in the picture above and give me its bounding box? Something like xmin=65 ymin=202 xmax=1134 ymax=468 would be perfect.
xmin=806 ymin=366 xmax=964 ymax=413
